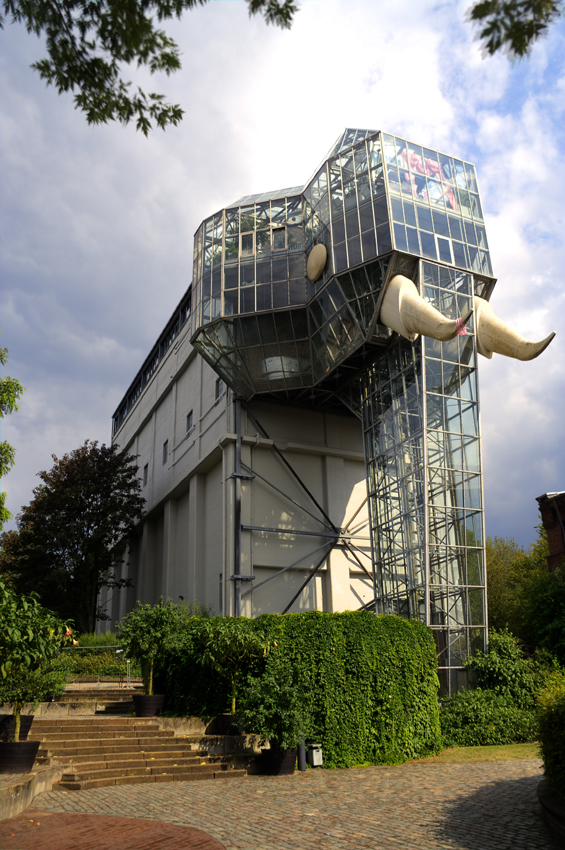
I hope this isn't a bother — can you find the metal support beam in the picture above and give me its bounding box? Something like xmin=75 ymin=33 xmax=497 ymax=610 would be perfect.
xmin=244 ymin=405 xmax=339 ymax=533
xmin=232 ymin=397 xmax=243 ymax=616
xmin=281 ymin=544 xmax=336 ymax=615
xmin=241 ymin=541 xmax=333 ymax=598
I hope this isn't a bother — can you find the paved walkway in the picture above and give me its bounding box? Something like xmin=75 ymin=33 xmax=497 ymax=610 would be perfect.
xmin=0 ymin=758 xmax=559 ymax=850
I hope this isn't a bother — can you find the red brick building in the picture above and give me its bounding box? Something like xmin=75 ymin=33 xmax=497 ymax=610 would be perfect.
xmin=536 ymin=491 xmax=565 ymax=572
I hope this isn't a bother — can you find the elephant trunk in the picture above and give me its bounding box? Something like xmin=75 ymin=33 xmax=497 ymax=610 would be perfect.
xmin=379 ymin=274 xmax=472 ymax=342
xmin=474 ymin=296 xmax=556 ymax=361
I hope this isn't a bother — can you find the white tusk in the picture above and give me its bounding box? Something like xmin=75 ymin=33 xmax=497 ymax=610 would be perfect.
xmin=474 ymin=297 xmax=556 ymax=361
xmin=379 ymin=275 xmax=472 ymax=342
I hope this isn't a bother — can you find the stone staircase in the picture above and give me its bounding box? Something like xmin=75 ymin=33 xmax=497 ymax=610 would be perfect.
xmin=54 ymin=686 xmax=141 ymax=715
xmin=31 ymin=716 xmax=247 ymax=790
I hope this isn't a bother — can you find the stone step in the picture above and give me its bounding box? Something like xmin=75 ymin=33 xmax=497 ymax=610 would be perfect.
xmin=60 ymin=690 xmax=137 ymax=698
xmin=40 ymin=742 xmax=201 ymax=759
xmin=54 ymin=768 xmax=246 ymax=791
xmin=36 ymin=729 xmax=174 ymax=741
xmin=32 ymin=718 xmax=157 ymax=729
xmin=46 ymin=748 xmax=208 ymax=765
xmin=59 ymin=754 xmax=209 ymax=774
xmin=61 ymin=760 xmax=221 ymax=782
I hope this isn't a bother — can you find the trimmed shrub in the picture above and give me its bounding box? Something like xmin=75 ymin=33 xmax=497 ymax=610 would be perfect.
xmin=538 ymin=672 xmax=565 ymax=796
xmin=441 ymin=689 xmax=537 ymax=747
xmin=157 ymin=611 xmax=442 ymax=768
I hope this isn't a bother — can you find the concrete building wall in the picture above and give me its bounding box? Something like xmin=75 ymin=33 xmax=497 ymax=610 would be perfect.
xmin=106 ymin=315 xmax=372 ymax=627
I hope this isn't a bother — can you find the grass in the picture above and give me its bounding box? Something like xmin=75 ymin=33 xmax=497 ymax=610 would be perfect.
xmin=411 ymin=742 xmax=540 ymax=764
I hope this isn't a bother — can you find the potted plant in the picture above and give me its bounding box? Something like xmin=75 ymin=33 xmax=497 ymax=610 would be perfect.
xmin=200 ymin=618 xmax=266 ymax=733
xmin=117 ymin=599 xmax=182 ymax=716
xmin=0 ymin=580 xmax=74 ymax=773
xmin=238 ymin=664 xmax=312 ymax=775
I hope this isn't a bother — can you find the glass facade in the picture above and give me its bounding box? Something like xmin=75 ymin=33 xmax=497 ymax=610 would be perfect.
xmin=359 ymin=262 xmax=485 ymax=694
xmin=189 ymin=129 xmax=495 ymax=692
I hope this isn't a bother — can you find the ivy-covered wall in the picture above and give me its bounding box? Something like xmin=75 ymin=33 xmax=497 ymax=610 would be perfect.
xmin=157 ymin=611 xmax=441 ymax=767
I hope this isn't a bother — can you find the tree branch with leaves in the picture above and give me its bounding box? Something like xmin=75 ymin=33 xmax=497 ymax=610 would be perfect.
xmin=0 ymin=339 xmax=24 ymax=530
xmin=0 ymin=0 xmax=298 ymax=134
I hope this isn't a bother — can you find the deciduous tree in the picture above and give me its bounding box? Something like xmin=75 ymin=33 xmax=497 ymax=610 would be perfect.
xmin=0 ymin=440 xmax=145 ymax=632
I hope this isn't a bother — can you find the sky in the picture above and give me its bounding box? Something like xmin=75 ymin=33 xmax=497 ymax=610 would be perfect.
xmin=1 ymin=0 xmax=564 ymax=549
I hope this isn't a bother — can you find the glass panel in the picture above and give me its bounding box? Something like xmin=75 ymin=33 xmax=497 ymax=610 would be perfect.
xmin=420 ymin=231 xmax=437 ymax=260
xmin=362 ymin=230 xmax=377 ymax=260
xmin=394 ymin=223 xmax=407 ymax=252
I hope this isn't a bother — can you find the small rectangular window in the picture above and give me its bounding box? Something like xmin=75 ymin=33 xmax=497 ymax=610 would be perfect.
xmin=186 ymin=410 xmax=194 ymax=435
xmin=272 ymin=227 xmax=286 ymax=251
xmin=162 ymin=440 xmax=168 ymax=466
xmin=215 ymin=378 xmax=224 ymax=402
xmin=143 ymin=464 xmax=148 ymax=487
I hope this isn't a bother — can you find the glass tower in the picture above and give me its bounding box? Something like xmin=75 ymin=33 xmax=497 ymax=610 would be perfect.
xmin=191 ymin=129 xmax=496 ymax=693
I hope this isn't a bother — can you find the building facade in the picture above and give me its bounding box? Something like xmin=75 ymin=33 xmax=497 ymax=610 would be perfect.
xmin=108 ymin=129 xmax=554 ymax=693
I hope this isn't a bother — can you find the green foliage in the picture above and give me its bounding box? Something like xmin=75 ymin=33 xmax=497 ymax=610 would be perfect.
xmin=159 ymin=611 xmax=442 ymax=767
xmin=200 ymin=617 xmax=267 ymax=714
xmin=0 ymin=440 xmax=145 ymax=632
xmin=465 ymin=628 xmax=549 ymax=708
xmin=74 ymin=630 xmax=121 ymax=647
xmin=0 ymin=580 xmax=74 ymax=739
xmin=117 ymin=598 xmax=202 ymax=695
xmin=1 ymin=0 xmax=298 ymax=134
xmin=469 ymin=0 xmax=563 ymax=57
xmin=486 ymin=527 xmax=549 ymax=640
xmin=440 ymin=689 xmax=538 ymax=747
xmin=537 ymin=671 xmax=565 ymax=795
xmin=440 ymin=629 xmax=558 ymax=747
xmin=0 ymin=339 xmax=25 ymax=529
xmin=526 ymin=569 xmax=565 ymax=665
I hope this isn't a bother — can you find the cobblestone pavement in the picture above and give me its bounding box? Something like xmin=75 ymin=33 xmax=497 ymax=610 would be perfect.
xmin=1 ymin=757 xmax=555 ymax=850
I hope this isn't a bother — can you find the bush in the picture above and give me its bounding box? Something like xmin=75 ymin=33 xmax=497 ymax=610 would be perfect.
xmin=158 ymin=611 xmax=442 ymax=767
xmin=441 ymin=689 xmax=538 ymax=747
xmin=439 ymin=628 xmax=558 ymax=747
xmin=538 ymin=671 xmax=565 ymax=796
xmin=466 ymin=628 xmax=550 ymax=709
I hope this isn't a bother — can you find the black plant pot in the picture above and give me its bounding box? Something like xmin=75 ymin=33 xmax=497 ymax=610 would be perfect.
xmin=0 ymin=741 xmax=40 ymax=774
xmin=261 ymin=747 xmax=297 ymax=776
xmin=0 ymin=714 xmax=34 ymax=743
xmin=132 ymin=694 xmax=165 ymax=717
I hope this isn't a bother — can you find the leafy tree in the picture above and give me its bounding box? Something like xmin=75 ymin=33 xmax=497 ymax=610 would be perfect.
xmin=0 ymin=580 xmax=74 ymax=740
xmin=117 ymin=599 xmax=184 ymax=695
xmin=200 ymin=617 xmax=267 ymax=713
xmin=0 ymin=0 xmax=297 ymax=134
xmin=0 ymin=440 xmax=145 ymax=632
xmin=485 ymin=526 xmax=549 ymax=640
xmin=0 ymin=339 xmax=24 ymax=530
xmin=526 ymin=569 xmax=565 ymax=664
xmin=469 ymin=0 xmax=563 ymax=57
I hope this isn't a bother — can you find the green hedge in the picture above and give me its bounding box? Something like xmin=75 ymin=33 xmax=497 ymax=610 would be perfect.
xmin=439 ymin=629 xmax=558 ymax=747
xmin=538 ymin=672 xmax=565 ymax=796
xmin=441 ymin=689 xmax=538 ymax=747
xmin=156 ymin=611 xmax=441 ymax=768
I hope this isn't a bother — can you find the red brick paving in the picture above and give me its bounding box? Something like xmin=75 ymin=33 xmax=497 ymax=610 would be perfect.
xmin=0 ymin=807 xmax=225 ymax=850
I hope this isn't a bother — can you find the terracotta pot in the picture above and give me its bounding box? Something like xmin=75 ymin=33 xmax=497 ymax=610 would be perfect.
xmin=0 ymin=714 xmax=34 ymax=743
xmin=261 ymin=747 xmax=297 ymax=775
xmin=0 ymin=741 xmax=40 ymax=774
xmin=132 ymin=694 xmax=165 ymax=717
